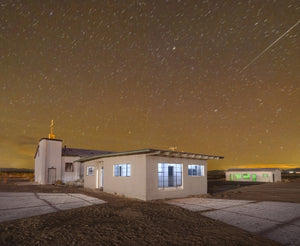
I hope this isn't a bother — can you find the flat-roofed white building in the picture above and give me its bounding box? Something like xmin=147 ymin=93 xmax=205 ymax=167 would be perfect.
xmin=78 ymin=149 xmax=223 ymax=201
xmin=225 ymin=168 xmax=281 ymax=183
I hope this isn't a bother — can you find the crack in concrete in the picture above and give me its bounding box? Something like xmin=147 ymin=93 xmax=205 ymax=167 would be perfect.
xmin=34 ymin=193 xmax=60 ymax=211
xmin=67 ymin=193 xmax=97 ymax=205
xmin=168 ymin=198 xmax=300 ymax=245
xmin=258 ymin=216 xmax=300 ymax=236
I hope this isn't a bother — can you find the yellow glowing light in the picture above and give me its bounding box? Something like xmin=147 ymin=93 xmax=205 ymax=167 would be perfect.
xmin=48 ymin=120 xmax=55 ymax=139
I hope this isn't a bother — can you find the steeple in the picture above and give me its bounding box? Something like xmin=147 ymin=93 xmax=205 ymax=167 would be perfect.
xmin=48 ymin=120 xmax=55 ymax=139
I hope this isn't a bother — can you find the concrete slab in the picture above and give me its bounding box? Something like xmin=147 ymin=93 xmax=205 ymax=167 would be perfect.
xmin=222 ymin=201 xmax=300 ymax=225
xmin=0 ymin=192 xmax=106 ymax=223
xmin=168 ymin=198 xmax=253 ymax=211
xmin=168 ymin=198 xmax=300 ymax=246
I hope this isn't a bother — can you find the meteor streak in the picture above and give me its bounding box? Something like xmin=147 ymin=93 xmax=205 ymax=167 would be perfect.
xmin=240 ymin=20 xmax=299 ymax=73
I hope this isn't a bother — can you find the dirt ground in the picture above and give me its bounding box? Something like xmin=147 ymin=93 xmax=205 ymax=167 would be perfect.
xmin=0 ymin=177 xmax=299 ymax=246
xmin=207 ymin=177 xmax=300 ymax=203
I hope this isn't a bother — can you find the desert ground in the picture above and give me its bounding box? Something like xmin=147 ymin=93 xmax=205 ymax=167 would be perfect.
xmin=0 ymin=175 xmax=299 ymax=246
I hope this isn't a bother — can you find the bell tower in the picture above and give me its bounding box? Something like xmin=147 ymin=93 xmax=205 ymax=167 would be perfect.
xmin=34 ymin=120 xmax=62 ymax=184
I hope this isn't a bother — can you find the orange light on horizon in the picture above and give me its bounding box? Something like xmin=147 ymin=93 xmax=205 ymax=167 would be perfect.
xmin=232 ymin=163 xmax=299 ymax=169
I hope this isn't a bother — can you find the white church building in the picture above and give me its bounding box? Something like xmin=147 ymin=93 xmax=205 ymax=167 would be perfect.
xmin=34 ymin=121 xmax=224 ymax=200
xmin=34 ymin=121 xmax=112 ymax=184
xmin=34 ymin=138 xmax=113 ymax=184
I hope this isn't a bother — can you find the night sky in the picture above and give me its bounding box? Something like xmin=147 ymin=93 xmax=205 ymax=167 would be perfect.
xmin=1 ymin=0 xmax=299 ymax=170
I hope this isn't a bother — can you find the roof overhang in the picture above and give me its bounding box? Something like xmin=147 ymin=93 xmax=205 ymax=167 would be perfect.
xmin=226 ymin=168 xmax=281 ymax=172
xmin=77 ymin=148 xmax=224 ymax=163
xmin=147 ymin=150 xmax=223 ymax=160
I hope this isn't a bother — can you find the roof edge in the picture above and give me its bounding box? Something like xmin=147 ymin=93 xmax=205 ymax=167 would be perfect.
xmin=39 ymin=138 xmax=63 ymax=142
xmin=77 ymin=148 xmax=224 ymax=163
xmin=34 ymin=138 xmax=63 ymax=158
xmin=226 ymin=168 xmax=281 ymax=171
xmin=77 ymin=149 xmax=154 ymax=162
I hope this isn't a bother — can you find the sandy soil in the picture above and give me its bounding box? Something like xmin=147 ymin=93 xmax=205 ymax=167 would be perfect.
xmin=1 ymin=178 xmax=298 ymax=246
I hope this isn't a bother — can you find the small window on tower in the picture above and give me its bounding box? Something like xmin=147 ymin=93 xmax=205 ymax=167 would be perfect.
xmin=65 ymin=163 xmax=74 ymax=172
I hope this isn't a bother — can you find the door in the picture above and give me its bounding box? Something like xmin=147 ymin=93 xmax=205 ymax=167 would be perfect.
xmin=96 ymin=169 xmax=99 ymax=188
xmin=168 ymin=166 xmax=174 ymax=187
xmin=48 ymin=168 xmax=56 ymax=184
xmin=230 ymin=174 xmax=234 ymax=181
xmin=100 ymin=167 xmax=104 ymax=188
xmin=252 ymin=174 xmax=257 ymax=182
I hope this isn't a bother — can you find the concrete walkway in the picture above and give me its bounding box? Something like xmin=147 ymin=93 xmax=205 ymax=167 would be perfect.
xmin=168 ymin=198 xmax=300 ymax=246
xmin=0 ymin=192 xmax=106 ymax=223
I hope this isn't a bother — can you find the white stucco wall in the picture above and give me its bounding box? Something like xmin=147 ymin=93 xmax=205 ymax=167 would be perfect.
xmin=84 ymin=155 xmax=147 ymax=200
xmin=83 ymin=154 xmax=208 ymax=201
xmin=226 ymin=170 xmax=281 ymax=182
xmin=83 ymin=160 xmax=100 ymax=189
xmin=103 ymin=155 xmax=147 ymax=200
xmin=274 ymin=169 xmax=282 ymax=182
xmin=61 ymin=156 xmax=82 ymax=183
xmin=34 ymin=140 xmax=47 ymax=184
xmin=145 ymin=156 xmax=207 ymax=200
xmin=34 ymin=139 xmax=62 ymax=184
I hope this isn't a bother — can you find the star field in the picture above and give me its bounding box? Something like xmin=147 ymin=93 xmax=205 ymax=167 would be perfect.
xmin=0 ymin=0 xmax=299 ymax=170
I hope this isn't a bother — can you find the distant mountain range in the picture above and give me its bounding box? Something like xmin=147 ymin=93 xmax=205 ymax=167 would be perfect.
xmin=0 ymin=168 xmax=34 ymax=173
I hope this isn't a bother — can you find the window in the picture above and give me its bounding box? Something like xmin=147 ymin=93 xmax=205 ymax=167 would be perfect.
xmin=158 ymin=163 xmax=182 ymax=188
xmin=114 ymin=164 xmax=131 ymax=177
xmin=65 ymin=163 xmax=74 ymax=172
xmin=243 ymin=173 xmax=250 ymax=179
xmin=235 ymin=173 xmax=242 ymax=179
xmin=263 ymin=173 xmax=269 ymax=178
xmin=87 ymin=166 xmax=94 ymax=176
xmin=188 ymin=165 xmax=204 ymax=176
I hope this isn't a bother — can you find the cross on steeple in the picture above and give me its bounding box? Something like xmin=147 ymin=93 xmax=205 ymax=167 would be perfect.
xmin=48 ymin=120 xmax=55 ymax=139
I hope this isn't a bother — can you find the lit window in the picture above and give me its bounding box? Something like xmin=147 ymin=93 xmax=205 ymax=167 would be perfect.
xmin=188 ymin=165 xmax=204 ymax=176
xmin=87 ymin=166 xmax=94 ymax=176
xmin=65 ymin=163 xmax=74 ymax=172
xmin=158 ymin=163 xmax=182 ymax=188
xmin=243 ymin=173 xmax=250 ymax=179
xmin=235 ymin=173 xmax=242 ymax=179
xmin=263 ymin=173 xmax=268 ymax=178
xmin=114 ymin=164 xmax=131 ymax=177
